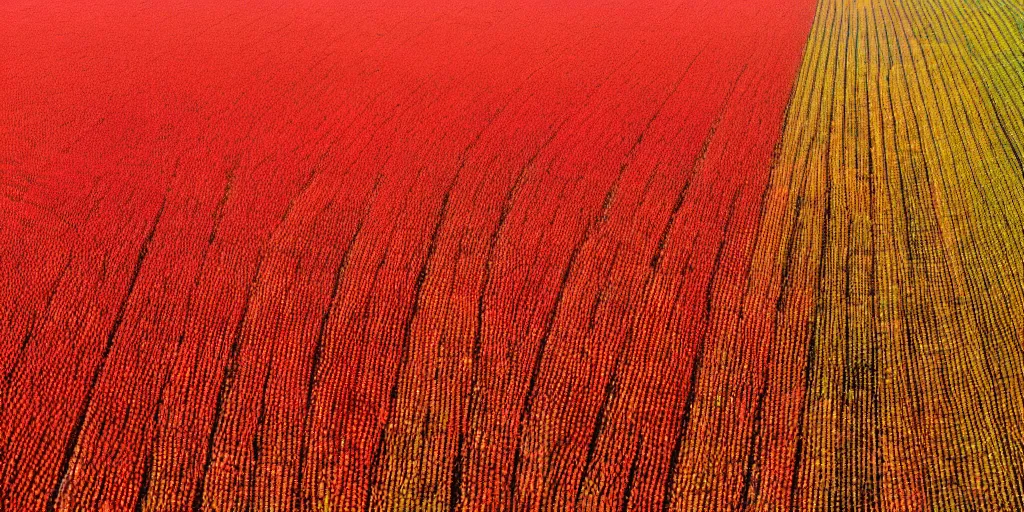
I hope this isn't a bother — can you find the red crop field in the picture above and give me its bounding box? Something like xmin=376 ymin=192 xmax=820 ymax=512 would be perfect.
xmin=3 ymin=0 xmax=1023 ymax=510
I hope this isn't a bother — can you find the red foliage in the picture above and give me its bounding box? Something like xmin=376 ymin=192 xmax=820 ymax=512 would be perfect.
xmin=0 ymin=0 xmax=816 ymax=509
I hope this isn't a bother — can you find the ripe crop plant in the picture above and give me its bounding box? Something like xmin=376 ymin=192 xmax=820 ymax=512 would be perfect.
xmin=1 ymin=0 xmax=1022 ymax=509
